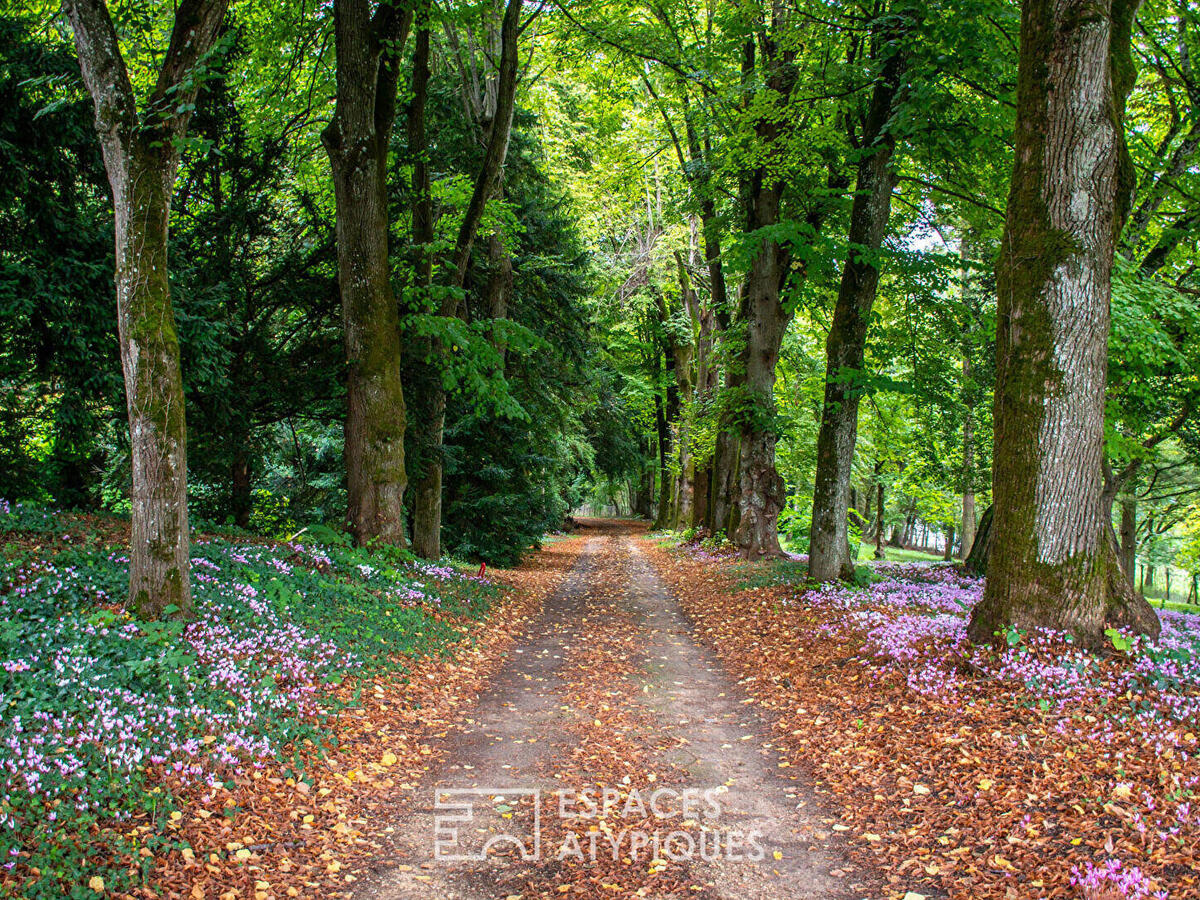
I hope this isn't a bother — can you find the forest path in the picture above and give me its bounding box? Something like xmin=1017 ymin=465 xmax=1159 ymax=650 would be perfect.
xmin=355 ymin=521 xmax=877 ymax=900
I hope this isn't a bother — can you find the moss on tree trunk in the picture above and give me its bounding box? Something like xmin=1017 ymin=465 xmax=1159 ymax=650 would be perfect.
xmin=966 ymin=0 xmax=1159 ymax=647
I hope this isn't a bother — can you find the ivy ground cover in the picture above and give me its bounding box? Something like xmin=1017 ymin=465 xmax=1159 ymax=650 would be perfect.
xmin=650 ymin=534 xmax=1200 ymax=900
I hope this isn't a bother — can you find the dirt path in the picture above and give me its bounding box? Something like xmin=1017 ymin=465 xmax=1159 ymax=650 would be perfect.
xmin=355 ymin=522 xmax=879 ymax=899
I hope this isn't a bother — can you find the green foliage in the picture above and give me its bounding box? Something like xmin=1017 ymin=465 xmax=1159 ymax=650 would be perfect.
xmin=0 ymin=12 xmax=119 ymax=507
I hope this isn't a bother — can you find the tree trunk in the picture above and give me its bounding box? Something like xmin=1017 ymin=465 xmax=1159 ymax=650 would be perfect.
xmin=967 ymin=0 xmax=1159 ymax=646
xmin=410 ymin=0 xmax=521 ymax=559
xmin=709 ymin=415 xmax=739 ymax=536
xmin=959 ymin=236 xmax=978 ymax=560
xmin=944 ymin=525 xmax=955 ymax=561
xmin=116 ymin=153 xmax=193 ymax=616
xmin=635 ymin=464 xmax=653 ymax=519
xmin=808 ymin=38 xmax=906 ymax=581
xmin=671 ymin=253 xmax=698 ymax=528
xmin=485 ymin=229 xmax=514 ymax=364
xmin=323 ymin=0 xmax=412 ymax=548
xmin=873 ymin=474 xmax=886 ymax=559
xmin=66 ymin=0 xmax=231 ymax=618
xmin=1119 ymin=498 xmax=1137 ymax=587
xmin=964 ymin=504 xmax=993 ymax=576
xmin=733 ymin=183 xmax=790 ymax=557
xmin=960 ymin=374 xmax=977 ymax=559
xmin=231 ymin=445 xmax=252 ymax=529
xmin=653 ymin=387 xmax=672 ymax=530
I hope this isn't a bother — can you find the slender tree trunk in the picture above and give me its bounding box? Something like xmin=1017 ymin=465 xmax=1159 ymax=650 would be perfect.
xmin=66 ymin=0 xmax=231 ymax=618
xmin=960 ymin=361 xmax=977 ymax=560
xmin=1120 ymin=498 xmax=1137 ymax=587
xmin=231 ymin=443 xmax=252 ymax=529
xmin=653 ymin=387 xmax=672 ymax=530
xmin=323 ymin=0 xmax=412 ymax=548
xmin=874 ymin=478 xmax=886 ymax=559
xmin=958 ymin=233 xmax=978 ymax=559
xmin=411 ymin=0 xmax=521 ymax=559
xmin=116 ymin=153 xmax=193 ymax=615
xmin=944 ymin=525 xmax=956 ymax=561
xmin=672 ymin=253 xmax=698 ymax=528
xmin=967 ymin=0 xmax=1160 ymax=645
xmin=808 ymin=38 xmax=906 ymax=581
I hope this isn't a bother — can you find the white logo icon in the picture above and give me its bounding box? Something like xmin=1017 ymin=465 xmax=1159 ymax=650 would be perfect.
xmin=433 ymin=788 xmax=541 ymax=861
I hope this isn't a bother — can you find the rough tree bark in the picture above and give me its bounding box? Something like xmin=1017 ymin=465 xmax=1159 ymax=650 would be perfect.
xmin=65 ymin=0 xmax=230 ymax=618
xmin=733 ymin=173 xmax=791 ymax=557
xmin=410 ymin=0 xmax=522 ymax=559
xmin=729 ymin=21 xmax=808 ymax=558
xmin=808 ymin=37 xmax=906 ymax=580
xmin=966 ymin=0 xmax=1160 ymax=646
xmin=323 ymin=0 xmax=413 ymax=547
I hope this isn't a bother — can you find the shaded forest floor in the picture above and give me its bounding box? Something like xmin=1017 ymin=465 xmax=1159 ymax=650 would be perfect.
xmin=2 ymin=510 xmax=1199 ymax=899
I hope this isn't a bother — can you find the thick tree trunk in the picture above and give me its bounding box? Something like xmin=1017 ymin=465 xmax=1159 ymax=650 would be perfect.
xmin=66 ymin=0 xmax=231 ymax=618
xmin=323 ymin=0 xmax=412 ymax=548
xmin=808 ymin=39 xmax=905 ymax=581
xmin=967 ymin=0 xmax=1159 ymax=646
xmin=733 ymin=181 xmax=790 ymax=557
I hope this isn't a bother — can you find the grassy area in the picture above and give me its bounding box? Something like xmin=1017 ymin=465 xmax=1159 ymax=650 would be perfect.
xmin=0 ymin=501 xmax=498 ymax=898
xmin=862 ymin=546 xmax=948 ymax=565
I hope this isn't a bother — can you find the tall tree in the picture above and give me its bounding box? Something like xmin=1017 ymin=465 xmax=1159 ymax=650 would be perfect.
xmin=64 ymin=0 xmax=229 ymax=618
xmin=967 ymin=0 xmax=1160 ymax=645
xmin=322 ymin=0 xmax=413 ymax=547
xmin=808 ymin=18 xmax=908 ymax=580
xmin=409 ymin=0 xmax=524 ymax=559
xmin=728 ymin=12 xmax=802 ymax=558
